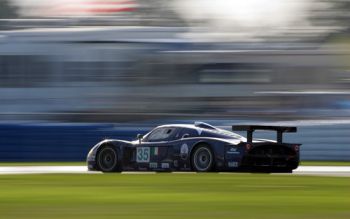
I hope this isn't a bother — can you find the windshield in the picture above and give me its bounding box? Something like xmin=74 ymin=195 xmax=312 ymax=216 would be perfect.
xmin=142 ymin=126 xmax=177 ymax=142
xmin=147 ymin=127 xmax=175 ymax=141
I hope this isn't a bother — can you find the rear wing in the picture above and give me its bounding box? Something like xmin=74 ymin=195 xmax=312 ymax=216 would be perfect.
xmin=232 ymin=125 xmax=297 ymax=143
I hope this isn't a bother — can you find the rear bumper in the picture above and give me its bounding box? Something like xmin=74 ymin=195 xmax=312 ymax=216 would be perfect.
xmin=241 ymin=155 xmax=299 ymax=169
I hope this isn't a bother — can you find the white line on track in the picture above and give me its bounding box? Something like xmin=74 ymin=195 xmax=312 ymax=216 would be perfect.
xmin=0 ymin=166 xmax=90 ymax=175
xmin=0 ymin=166 xmax=349 ymax=176
xmin=292 ymin=166 xmax=350 ymax=177
xmin=295 ymin=166 xmax=350 ymax=172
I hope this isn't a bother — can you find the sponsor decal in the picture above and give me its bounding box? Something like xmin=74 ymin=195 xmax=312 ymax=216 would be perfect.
xmin=149 ymin=162 xmax=158 ymax=168
xmin=180 ymin=143 xmax=189 ymax=159
xmin=180 ymin=143 xmax=189 ymax=154
xmin=161 ymin=163 xmax=169 ymax=169
xmin=151 ymin=147 xmax=159 ymax=156
xmin=227 ymin=147 xmax=240 ymax=154
xmin=228 ymin=161 xmax=238 ymax=167
xmin=136 ymin=147 xmax=150 ymax=162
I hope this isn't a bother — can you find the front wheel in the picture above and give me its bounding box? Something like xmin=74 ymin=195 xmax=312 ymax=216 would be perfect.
xmin=191 ymin=145 xmax=214 ymax=172
xmin=97 ymin=146 xmax=120 ymax=172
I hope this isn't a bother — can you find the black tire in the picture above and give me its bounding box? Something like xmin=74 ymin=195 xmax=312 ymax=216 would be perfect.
xmin=191 ymin=145 xmax=214 ymax=172
xmin=96 ymin=145 xmax=120 ymax=172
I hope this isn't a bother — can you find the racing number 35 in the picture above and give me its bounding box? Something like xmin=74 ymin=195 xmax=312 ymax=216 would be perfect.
xmin=136 ymin=147 xmax=150 ymax=162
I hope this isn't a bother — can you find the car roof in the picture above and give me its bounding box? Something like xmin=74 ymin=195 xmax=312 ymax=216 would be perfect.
xmin=152 ymin=122 xmax=245 ymax=141
xmin=156 ymin=124 xmax=197 ymax=129
xmin=156 ymin=122 xmax=216 ymax=130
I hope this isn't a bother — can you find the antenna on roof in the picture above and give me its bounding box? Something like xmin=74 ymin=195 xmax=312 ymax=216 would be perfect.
xmin=194 ymin=121 xmax=217 ymax=130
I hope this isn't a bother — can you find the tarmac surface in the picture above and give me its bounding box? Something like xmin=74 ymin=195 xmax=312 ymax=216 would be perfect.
xmin=0 ymin=166 xmax=349 ymax=176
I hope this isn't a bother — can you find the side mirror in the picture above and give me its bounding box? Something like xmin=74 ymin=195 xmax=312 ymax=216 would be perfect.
xmin=182 ymin=133 xmax=190 ymax=139
xmin=137 ymin=134 xmax=143 ymax=143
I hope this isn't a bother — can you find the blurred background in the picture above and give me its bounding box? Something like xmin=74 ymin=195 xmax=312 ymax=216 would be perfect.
xmin=1 ymin=0 xmax=350 ymax=161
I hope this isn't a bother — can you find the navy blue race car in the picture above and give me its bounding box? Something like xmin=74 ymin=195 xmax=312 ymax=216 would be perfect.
xmin=87 ymin=122 xmax=301 ymax=172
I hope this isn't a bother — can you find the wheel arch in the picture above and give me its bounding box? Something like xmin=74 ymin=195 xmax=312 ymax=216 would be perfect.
xmin=96 ymin=142 xmax=121 ymax=154
xmin=95 ymin=141 xmax=125 ymax=171
xmin=190 ymin=141 xmax=213 ymax=156
xmin=190 ymin=141 xmax=215 ymax=170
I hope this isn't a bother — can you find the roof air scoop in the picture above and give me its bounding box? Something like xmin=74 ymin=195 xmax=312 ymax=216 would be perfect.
xmin=194 ymin=121 xmax=217 ymax=130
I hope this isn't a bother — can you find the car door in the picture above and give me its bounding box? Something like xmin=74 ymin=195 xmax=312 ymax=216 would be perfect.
xmin=135 ymin=127 xmax=180 ymax=170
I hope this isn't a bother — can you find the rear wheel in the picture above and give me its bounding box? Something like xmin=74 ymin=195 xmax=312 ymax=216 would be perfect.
xmin=191 ymin=145 xmax=214 ymax=172
xmin=97 ymin=146 xmax=120 ymax=172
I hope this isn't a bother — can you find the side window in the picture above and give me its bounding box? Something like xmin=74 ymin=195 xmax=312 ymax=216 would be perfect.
xmin=180 ymin=128 xmax=199 ymax=138
xmin=147 ymin=127 xmax=176 ymax=142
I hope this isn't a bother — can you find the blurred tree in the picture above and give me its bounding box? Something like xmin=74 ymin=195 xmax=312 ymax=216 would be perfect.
xmin=0 ymin=0 xmax=18 ymax=18
xmin=136 ymin=0 xmax=185 ymax=26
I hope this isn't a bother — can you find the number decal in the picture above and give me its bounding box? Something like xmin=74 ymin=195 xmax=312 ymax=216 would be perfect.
xmin=136 ymin=147 xmax=150 ymax=163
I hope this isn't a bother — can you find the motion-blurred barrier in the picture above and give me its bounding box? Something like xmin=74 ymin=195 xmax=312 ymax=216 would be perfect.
xmin=0 ymin=123 xmax=349 ymax=161
xmin=0 ymin=123 xmax=147 ymax=162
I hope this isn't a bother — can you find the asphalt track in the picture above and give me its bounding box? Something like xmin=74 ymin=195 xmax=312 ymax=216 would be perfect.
xmin=0 ymin=166 xmax=349 ymax=176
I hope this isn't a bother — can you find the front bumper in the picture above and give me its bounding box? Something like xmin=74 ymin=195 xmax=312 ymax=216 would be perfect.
xmin=87 ymin=160 xmax=98 ymax=171
xmin=86 ymin=143 xmax=100 ymax=171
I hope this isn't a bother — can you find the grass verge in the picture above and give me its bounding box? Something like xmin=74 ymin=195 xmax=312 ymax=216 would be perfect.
xmin=0 ymin=173 xmax=349 ymax=219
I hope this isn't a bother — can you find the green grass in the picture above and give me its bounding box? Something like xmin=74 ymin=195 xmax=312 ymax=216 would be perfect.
xmin=0 ymin=173 xmax=349 ymax=219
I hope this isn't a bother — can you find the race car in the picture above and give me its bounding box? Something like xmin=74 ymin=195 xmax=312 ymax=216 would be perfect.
xmin=86 ymin=122 xmax=301 ymax=172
